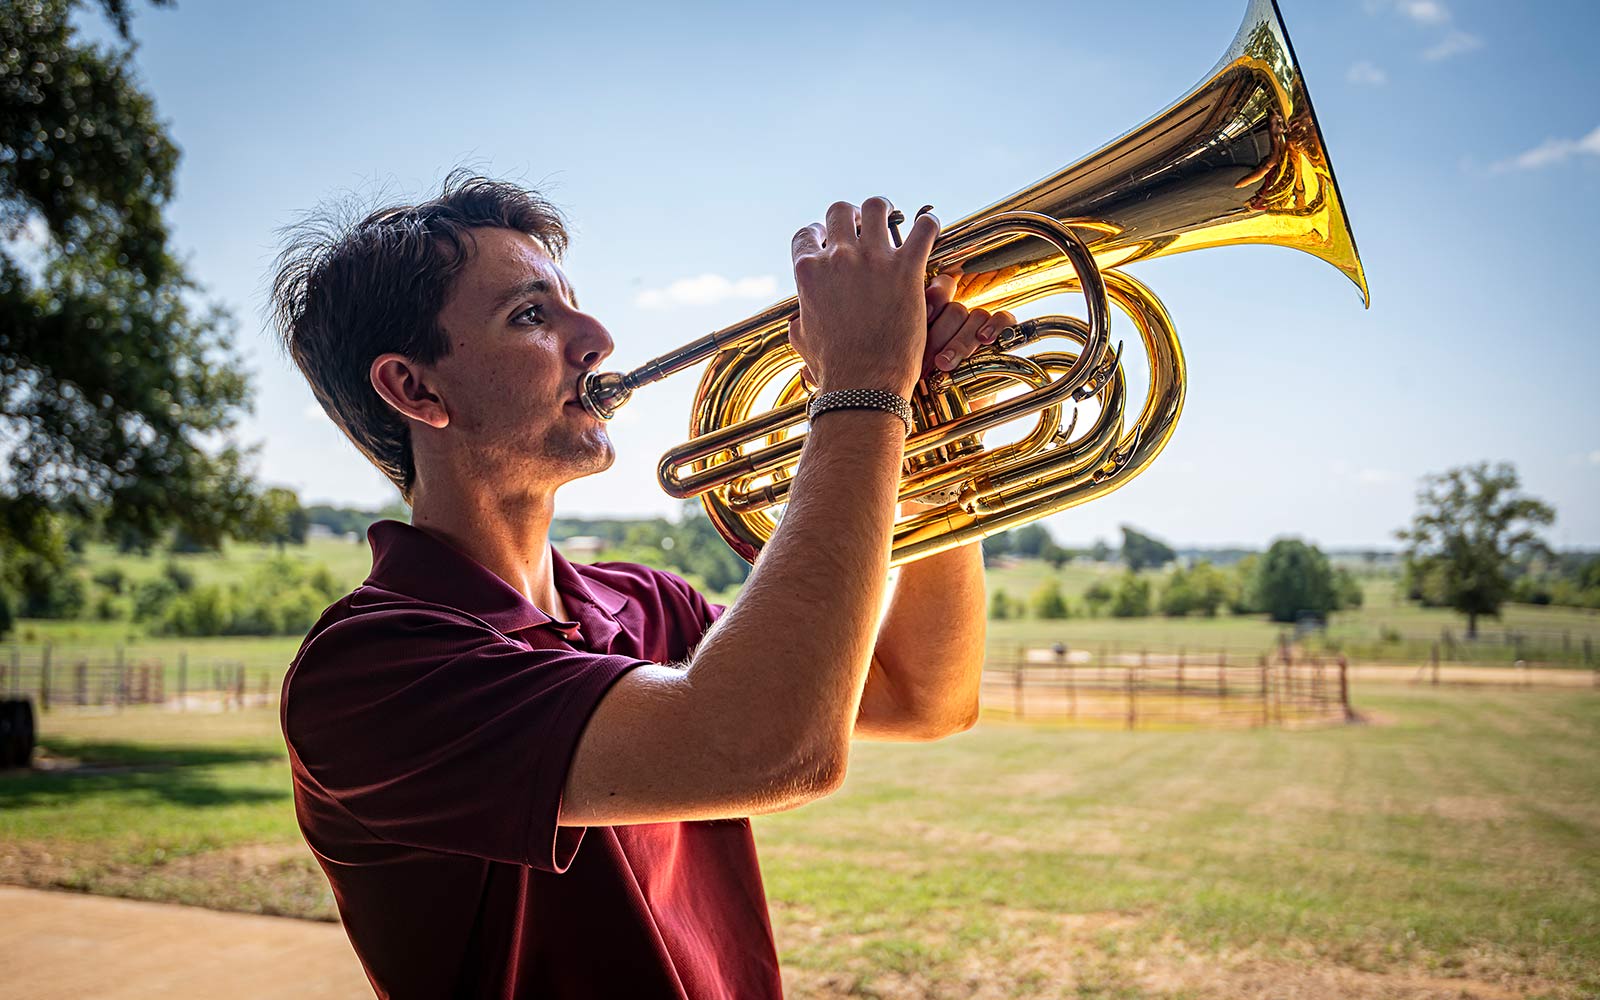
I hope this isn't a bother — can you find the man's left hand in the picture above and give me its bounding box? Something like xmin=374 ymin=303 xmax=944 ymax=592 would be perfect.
xmin=920 ymin=270 xmax=1017 ymax=378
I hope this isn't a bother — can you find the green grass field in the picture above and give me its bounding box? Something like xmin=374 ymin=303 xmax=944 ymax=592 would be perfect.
xmin=3 ymin=686 xmax=1596 ymax=998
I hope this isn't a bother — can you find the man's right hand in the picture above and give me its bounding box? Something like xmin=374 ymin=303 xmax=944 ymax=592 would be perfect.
xmin=788 ymin=197 xmax=939 ymax=399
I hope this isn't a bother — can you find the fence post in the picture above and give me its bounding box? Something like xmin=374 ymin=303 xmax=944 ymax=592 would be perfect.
xmin=40 ymin=644 xmax=52 ymax=713
xmin=1128 ymin=651 xmax=1145 ymax=730
xmin=75 ymin=662 xmax=87 ymax=706
xmin=1431 ymin=643 xmax=1441 ymax=687
xmin=1218 ymin=652 xmax=1228 ymax=699
xmin=235 ymin=665 xmax=245 ymax=710
xmin=1338 ymin=655 xmax=1354 ymax=722
xmin=178 ymin=653 xmax=187 ymax=711
xmin=1258 ymin=656 xmax=1269 ymax=727
xmin=1013 ymin=659 xmax=1025 ymax=719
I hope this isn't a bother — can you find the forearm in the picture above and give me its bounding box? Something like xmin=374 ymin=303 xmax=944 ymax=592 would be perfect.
xmin=863 ymin=530 xmax=988 ymax=738
xmin=686 ymin=411 xmax=905 ymax=776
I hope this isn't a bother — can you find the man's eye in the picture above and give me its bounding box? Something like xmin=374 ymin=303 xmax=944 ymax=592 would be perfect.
xmin=515 ymin=304 xmax=544 ymax=325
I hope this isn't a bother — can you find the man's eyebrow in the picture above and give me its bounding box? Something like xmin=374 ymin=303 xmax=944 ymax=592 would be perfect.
xmin=488 ymin=277 xmax=553 ymax=318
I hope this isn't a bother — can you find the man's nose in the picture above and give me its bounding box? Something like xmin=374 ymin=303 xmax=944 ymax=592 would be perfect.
xmin=567 ymin=312 xmax=614 ymax=370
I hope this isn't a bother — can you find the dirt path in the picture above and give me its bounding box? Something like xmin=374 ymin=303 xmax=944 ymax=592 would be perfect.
xmin=0 ymin=885 xmax=370 ymax=999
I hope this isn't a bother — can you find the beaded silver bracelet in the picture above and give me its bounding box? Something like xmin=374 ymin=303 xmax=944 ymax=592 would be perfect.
xmin=805 ymin=388 xmax=914 ymax=435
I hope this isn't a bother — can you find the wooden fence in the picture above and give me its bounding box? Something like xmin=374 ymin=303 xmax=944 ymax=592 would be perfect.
xmin=981 ymin=648 xmax=1354 ymax=729
xmin=0 ymin=645 xmax=277 ymax=712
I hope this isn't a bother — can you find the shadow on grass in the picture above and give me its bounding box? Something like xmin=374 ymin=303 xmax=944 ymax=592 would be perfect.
xmin=0 ymin=738 xmax=287 ymax=809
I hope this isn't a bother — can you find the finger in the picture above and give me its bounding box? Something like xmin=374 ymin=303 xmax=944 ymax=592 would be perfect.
xmin=824 ymin=201 xmax=860 ymax=248
xmin=898 ymin=210 xmax=940 ymax=265
xmin=934 ymin=307 xmax=992 ymax=372
xmin=977 ymin=309 xmax=1017 ymax=345
xmin=922 ymin=301 xmax=969 ymax=375
xmin=924 ymin=271 xmax=957 ymax=314
xmin=791 ymin=222 xmax=825 ymax=260
xmin=859 ymin=196 xmax=893 ymax=251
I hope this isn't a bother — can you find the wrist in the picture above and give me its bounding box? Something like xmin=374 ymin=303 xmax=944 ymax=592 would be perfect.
xmin=807 ymin=388 xmax=914 ymax=435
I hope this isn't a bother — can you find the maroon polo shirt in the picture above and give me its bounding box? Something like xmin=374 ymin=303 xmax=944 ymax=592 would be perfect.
xmin=281 ymin=519 xmax=782 ymax=999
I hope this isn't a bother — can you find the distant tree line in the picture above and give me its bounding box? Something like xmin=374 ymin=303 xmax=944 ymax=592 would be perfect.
xmin=988 ymin=536 xmax=1363 ymax=623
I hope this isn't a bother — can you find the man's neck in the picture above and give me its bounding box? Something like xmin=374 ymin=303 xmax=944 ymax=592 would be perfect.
xmin=408 ymin=479 xmax=569 ymax=622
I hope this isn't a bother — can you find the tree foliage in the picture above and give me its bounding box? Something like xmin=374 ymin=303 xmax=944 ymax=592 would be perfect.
xmin=1159 ymin=561 xmax=1232 ymax=617
xmin=1120 ymin=525 xmax=1176 ymax=572
xmin=1 ymin=0 xmax=254 ymax=563
xmin=240 ymin=487 xmax=308 ymax=550
xmin=1030 ymin=579 xmax=1069 ymax=619
xmin=1083 ymin=579 xmax=1113 ymax=617
xmin=1109 ymin=573 xmax=1151 ymax=618
xmin=1253 ymin=538 xmax=1341 ymax=623
xmin=988 ymin=588 xmax=1015 ymax=620
xmin=1396 ymin=462 xmax=1554 ymax=637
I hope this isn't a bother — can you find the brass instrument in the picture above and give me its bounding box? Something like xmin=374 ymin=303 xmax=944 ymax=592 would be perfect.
xmin=580 ymin=0 xmax=1367 ymax=567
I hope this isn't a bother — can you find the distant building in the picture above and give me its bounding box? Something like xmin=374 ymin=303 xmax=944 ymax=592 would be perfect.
xmin=558 ymin=536 xmax=605 ymax=561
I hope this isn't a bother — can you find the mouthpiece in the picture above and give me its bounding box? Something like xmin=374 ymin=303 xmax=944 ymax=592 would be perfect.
xmin=579 ymin=370 xmax=632 ymax=421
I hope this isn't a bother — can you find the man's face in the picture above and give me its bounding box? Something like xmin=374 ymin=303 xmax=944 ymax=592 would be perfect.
xmin=428 ymin=227 xmax=617 ymax=486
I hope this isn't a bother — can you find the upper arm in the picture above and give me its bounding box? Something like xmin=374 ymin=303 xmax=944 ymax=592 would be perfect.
xmin=559 ymin=661 xmax=841 ymax=827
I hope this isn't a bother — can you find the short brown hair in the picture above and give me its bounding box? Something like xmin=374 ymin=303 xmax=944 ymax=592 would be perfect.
xmin=270 ymin=172 xmax=569 ymax=503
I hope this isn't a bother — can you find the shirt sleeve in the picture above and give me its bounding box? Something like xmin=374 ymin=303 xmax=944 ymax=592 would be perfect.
xmin=283 ymin=607 xmax=646 ymax=873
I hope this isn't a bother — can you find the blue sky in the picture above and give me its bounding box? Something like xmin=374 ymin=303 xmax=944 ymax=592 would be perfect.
xmin=95 ymin=0 xmax=1600 ymax=547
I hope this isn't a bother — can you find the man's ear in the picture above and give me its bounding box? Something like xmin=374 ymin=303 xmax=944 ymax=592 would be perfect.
xmin=370 ymin=353 xmax=449 ymax=430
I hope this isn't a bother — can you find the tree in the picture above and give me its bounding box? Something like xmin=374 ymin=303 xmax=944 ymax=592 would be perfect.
xmin=1030 ymin=579 xmax=1069 ymax=619
xmin=1333 ymin=567 xmax=1363 ymax=611
xmin=1011 ymin=523 xmax=1054 ymax=559
xmin=1109 ymin=573 xmax=1151 ymax=618
xmin=1396 ymin=462 xmax=1554 ymax=638
xmin=1158 ymin=561 xmax=1230 ymax=617
xmin=1120 ymin=526 xmax=1176 ymax=572
xmin=1040 ymin=543 xmax=1074 ymax=569
xmin=1254 ymin=538 xmax=1338 ymax=624
xmin=981 ymin=530 xmax=1013 ymax=564
xmin=1229 ymin=554 xmax=1263 ymax=614
xmin=1 ymin=0 xmax=255 ymax=565
xmin=1083 ymin=580 xmax=1113 ymax=617
xmin=988 ymin=588 xmax=1015 ymax=620
xmin=1088 ymin=538 xmax=1112 ymax=563
xmin=241 ymin=487 xmax=309 ymax=551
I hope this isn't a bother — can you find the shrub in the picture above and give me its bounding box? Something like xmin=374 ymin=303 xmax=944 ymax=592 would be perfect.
xmin=989 ymin=589 xmax=1015 ymax=620
xmin=1110 ymin=573 xmax=1152 ymax=618
xmin=1031 ymin=580 xmax=1070 ymax=620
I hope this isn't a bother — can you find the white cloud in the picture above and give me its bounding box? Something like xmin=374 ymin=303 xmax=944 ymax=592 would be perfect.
xmin=1347 ymin=61 xmax=1389 ymax=86
xmin=1491 ymin=125 xmax=1600 ymax=172
xmin=1356 ymin=468 xmax=1394 ymax=485
xmin=635 ymin=274 xmax=778 ymax=310
xmin=1368 ymin=0 xmax=1482 ymax=60
xmin=303 ymin=403 xmax=326 ymax=420
xmin=1397 ymin=0 xmax=1449 ymax=26
xmin=1590 ymin=450 xmax=1600 ymax=465
xmin=1422 ymin=29 xmax=1484 ymax=61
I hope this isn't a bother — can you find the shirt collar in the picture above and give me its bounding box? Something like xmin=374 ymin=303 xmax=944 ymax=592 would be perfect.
xmin=363 ymin=519 xmax=627 ymax=635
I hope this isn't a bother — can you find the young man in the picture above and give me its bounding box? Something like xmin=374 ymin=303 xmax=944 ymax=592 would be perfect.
xmin=273 ymin=175 xmax=1010 ymax=998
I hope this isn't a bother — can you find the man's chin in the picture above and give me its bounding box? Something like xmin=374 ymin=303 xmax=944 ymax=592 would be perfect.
xmin=546 ymin=431 xmax=615 ymax=480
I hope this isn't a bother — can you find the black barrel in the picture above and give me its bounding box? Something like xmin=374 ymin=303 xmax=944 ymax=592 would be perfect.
xmin=0 ymin=699 xmax=35 ymax=768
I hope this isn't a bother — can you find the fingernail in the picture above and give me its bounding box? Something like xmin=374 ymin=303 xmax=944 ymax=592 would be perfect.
xmin=977 ymin=325 xmax=997 ymax=343
xmin=936 ymin=351 xmax=956 ymax=371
